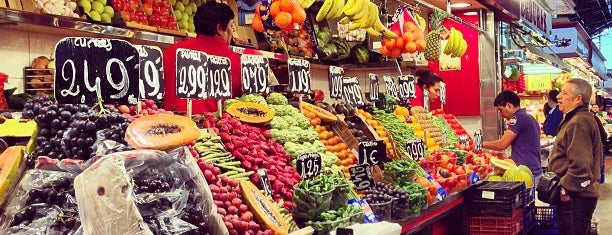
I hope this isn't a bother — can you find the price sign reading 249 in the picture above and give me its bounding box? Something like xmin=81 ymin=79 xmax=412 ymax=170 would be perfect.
xmin=288 ymin=58 xmax=311 ymax=94
xmin=176 ymin=48 xmax=207 ymax=99
xmin=136 ymin=45 xmax=164 ymax=100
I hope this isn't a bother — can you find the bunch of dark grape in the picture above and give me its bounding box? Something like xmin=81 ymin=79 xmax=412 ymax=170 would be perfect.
xmin=134 ymin=177 xmax=172 ymax=194
xmin=364 ymin=182 xmax=410 ymax=219
xmin=181 ymin=206 xmax=209 ymax=234
xmin=9 ymin=206 xmax=37 ymax=227
xmin=50 ymin=211 xmax=80 ymax=232
xmin=357 ymin=103 xmax=375 ymax=114
xmin=9 ymin=206 xmax=80 ymax=233
xmin=25 ymin=177 xmax=74 ymax=207
xmin=97 ymin=112 xmax=130 ymax=144
xmin=397 ymin=97 xmax=411 ymax=108
xmin=363 ymin=182 xmax=395 ymax=204
xmin=61 ymin=112 xmax=100 ymax=160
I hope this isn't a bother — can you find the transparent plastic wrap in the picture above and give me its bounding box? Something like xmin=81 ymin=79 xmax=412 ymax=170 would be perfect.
xmin=74 ymin=148 xmax=216 ymax=235
xmin=1 ymin=169 xmax=82 ymax=235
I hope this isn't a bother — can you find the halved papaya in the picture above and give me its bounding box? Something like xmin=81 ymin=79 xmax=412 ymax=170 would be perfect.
xmin=239 ymin=181 xmax=289 ymax=234
xmin=125 ymin=114 xmax=200 ymax=150
xmin=0 ymin=146 xmax=24 ymax=205
xmin=226 ymin=102 xmax=275 ymax=124
xmin=301 ymin=102 xmax=338 ymax=122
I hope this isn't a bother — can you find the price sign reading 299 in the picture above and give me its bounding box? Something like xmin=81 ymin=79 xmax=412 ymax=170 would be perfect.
xmin=54 ymin=37 xmax=139 ymax=104
xmin=175 ymin=48 xmax=207 ymax=99
xmin=288 ymin=58 xmax=311 ymax=94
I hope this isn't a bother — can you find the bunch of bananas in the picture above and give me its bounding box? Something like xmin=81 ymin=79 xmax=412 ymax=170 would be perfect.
xmin=300 ymin=0 xmax=316 ymax=9
xmin=414 ymin=14 xmax=426 ymax=32
xmin=341 ymin=0 xmax=397 ymax=40
xmin=443 ymin=27 xmax=468 ymax=58
xmin=315 ymin=0 xmax=346 ymax=21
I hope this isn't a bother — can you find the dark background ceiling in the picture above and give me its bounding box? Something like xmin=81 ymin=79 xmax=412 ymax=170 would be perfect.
xmin=567 ymin=0 xmax=612 ymax=37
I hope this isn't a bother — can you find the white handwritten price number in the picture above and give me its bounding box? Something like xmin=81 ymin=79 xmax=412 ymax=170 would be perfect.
xmin=440 ymin=81 xmax=446 ymax=104
xmin=406 ymin=139 xmax=425 ymax=161
xmin=328 ymin=66 xmax=344 ymax=99
xmin=349 ymin=164 xmax=374 ymax=190
xmin=288 ymin=58 xmax=311 ymax=94
xmin=54 ymin=37 xmax=139 ymax=104
xmin=257 ymin=169 xmax=273 ymax=196
xmin=206 ymin=55 xmax=233 ymax=99
xmin=241 ymin=55 xmax=269 ymax=94
xmin=296 ymin=153 xmax=322 ymax=179
xmin=474 ymin=129 xmax=483 ymax=152
xmin=441 ymin=132 xmax=447 ymax=146
xmin=358 ymin=140 xmax=387 ymax=165
xmin=369 ymin=73 xmax=379 ymax=101
xmin=342 ymin=77 xmax=365 ymax=107
xmin=383 ymin=75 xmax=397 ymax=98
xmin=175 ymin=48 xmax=207 ymax=99
xmin=398 ymin=75 xmax=416 ymax=99
xmin=459 ymin=135 xmax=470 ymax=146
xmin=136 ymin=45 xmax=164 ymax=100
xmin=423 ymin=90 xmax=430 ymax=112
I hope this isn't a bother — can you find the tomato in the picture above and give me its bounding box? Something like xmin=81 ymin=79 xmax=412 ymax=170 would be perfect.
xmin=447 ymin=177 xmax=457 ymax=187
xmin=454 ymin=167 xmax=466 ymax=175
xmin=456 ymin=179 xmax=468 ymax=189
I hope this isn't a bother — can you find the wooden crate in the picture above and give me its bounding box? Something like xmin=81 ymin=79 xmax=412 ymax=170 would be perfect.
xmin=23 ymin=67 xmax=54 ymax=97
xmin=1 ymin=0 xmax=7 ymax=8
xmin=346 ymin=114 xmax=382 ymax=141
xmin=6 ymin=0 xmax=22 ymax=10
xmin=331 ymin=116 xmax=359 ymax=150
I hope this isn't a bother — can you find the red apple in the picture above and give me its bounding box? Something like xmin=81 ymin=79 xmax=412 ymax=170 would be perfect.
xmin=113 ymin=1 xmax=123 ymax=11
xmin=159 ymin=15 xmax=169 ymax=27
xmin=120 ymin=11 xmax=131 ymax=22
xmin=149 ymin=15 xmax=161 ymax=26
xmin=142 ymin=3 xmax=153 ymax=16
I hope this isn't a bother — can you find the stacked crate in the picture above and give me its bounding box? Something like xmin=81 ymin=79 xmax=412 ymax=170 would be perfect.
xmin=466 ymin=181 xmax=526 ymax=235
xmin=534 ymin=206 xmax=558 ymax=235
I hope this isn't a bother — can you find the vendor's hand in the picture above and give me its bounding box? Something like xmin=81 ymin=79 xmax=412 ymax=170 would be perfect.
xmin=560 ymin=187 xmax=571 ymax=202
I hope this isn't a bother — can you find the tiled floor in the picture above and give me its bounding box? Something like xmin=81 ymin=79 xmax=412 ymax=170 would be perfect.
xmin=592 ymin=157 xmax=612 ymax=234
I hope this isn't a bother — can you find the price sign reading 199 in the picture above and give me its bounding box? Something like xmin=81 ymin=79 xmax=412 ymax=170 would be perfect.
xmin=288 ymin=58 xmax=311 ymax=94
xmin=206 ymin=55 xmax=232 ymax=99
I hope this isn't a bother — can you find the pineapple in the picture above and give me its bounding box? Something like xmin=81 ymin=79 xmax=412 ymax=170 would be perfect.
xmin=423 ymin=10 xmax=448 ymax=61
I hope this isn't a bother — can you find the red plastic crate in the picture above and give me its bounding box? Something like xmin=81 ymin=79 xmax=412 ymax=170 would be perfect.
xmin=468 ymin=208 xmax=524 ymax=235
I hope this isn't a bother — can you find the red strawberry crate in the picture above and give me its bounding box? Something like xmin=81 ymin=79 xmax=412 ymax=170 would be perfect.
xmin=468 ymin=208 xmax=524 ymax=235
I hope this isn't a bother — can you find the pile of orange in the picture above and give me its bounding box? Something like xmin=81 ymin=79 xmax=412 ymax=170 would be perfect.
xmin=380 ymin=21 xmax=426 ymax=57
xmin=252 ymin=0 xmax=307 ymax=32
xmin=357 ymin=109 xmax=396 ymax=159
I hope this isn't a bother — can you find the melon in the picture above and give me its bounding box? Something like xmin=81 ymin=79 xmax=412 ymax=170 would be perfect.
xmin=301 ymin=102 xmax=338 ymax=122
xmin=490 ymin=157 xmax=517 ymax=175
xmin=125 ymin=114 xmax=200 ymax=150
xmin=487 ymin=174 xmax=503 ymax=181
xmin=226 ymin=102 xmax=275 ymax=124
xmin=517 ymin=165 xmax=533 ymax=178
xmin=239 ymin=181 xmax=289 ymax=234
xmin=0 ymin=146 xmax=24 ymax=205
xmin=502 ymin=167 xmax=532 ymax=187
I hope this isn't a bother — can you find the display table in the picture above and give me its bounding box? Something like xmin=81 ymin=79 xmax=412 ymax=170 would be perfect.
xmin=396 ymin=192 xmax=465 ymax=234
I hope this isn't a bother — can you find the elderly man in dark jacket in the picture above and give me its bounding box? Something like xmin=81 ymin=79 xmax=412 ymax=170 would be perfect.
xmin=548 ymin=78 xmax=601 ymax=235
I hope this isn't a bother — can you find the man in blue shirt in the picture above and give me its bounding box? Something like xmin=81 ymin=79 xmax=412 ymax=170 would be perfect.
xmin=543 ymin=90 xmax=563 ymax=136
xmin=483 ymin=91 xmax=543 ymax=182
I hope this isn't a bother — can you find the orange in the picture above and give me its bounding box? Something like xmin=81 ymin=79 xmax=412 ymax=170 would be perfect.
xmin=394 ymin=37 xmax=405 ymax=51
xmin=380 ymin=45 xmax=389 ymax=56
xmin=414 ymin=31 xmax=423 ymax=40
xmin=402 ymin=32 xmax=414 ymax=42
xmin=384 ymin=39 xmax=395 ymax=50
xmin=251 ymin=14 xmax=265 ymax=32
xmin=291 ymin=5 xmax=306 ymax=24
xmin=274 ymin=11 xmax=293 ymax=29
xmin=391 ymin=48 xmax=401 ymax=57
xmin=279 ymin=0 xmax=294 ymax=13
xmin=415 ymin=39 xmax=426 ymax=51
xmin=403 ymin=21 xmax=417 ymax=33
xmin=270 ymin=1 xmax=281 ymax=17
xmin=405 ymin=41 xmax=416 ymax=53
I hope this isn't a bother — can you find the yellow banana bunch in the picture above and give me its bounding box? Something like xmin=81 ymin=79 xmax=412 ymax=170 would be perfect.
xmin=443 ymin=27 xmax=468 ymax=57
xmin=414 ymin=14 xmax=426 ymax=32
xmin=316 ymin=0 xmax=345 ymax=21
xmin=300 ymin=0 xmax=316 ymax=9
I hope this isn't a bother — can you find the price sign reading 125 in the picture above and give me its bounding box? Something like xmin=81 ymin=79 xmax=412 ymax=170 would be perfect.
xmin=349 ymin=164 xmax=374 ymax=190
xmin=206 ymin=55 xmax=232 ymax=99
xmin=342 ymin=77 xmax=364 ymax=107
xmin=54 ymin=37 xmax=139 ymax=104
xmin=328 ymin=66 xmax=343 ymax=99
xmin=296 ymin=153 xmax=322 ymax=179
xmin=241 ymin=55 xmax=269 ymax=94
xmin=383 ymin=75 xmax=397 ymax=98
xmin=398 ymin=75 xmax=416 ymax=99
xmin=358 ymin=140 xmax=387 ymax=165
xmin=474 ymin=129 xmax=483 ymax=152
xmin=406 ymin=139 xmax=425 ymax=161
xmin=136 ymin=45 xmax=164 ymax=100
xmin=288 ymin=58 xmax=311 ymax=94
xmin=369 ymin=73 xmax=379 ymax=101
xmin=176 ymin=48 xmax=207 ymax=99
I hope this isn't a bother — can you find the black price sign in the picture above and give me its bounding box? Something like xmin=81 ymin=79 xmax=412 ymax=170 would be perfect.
xmin=257 ymin=169 xmax=272 ymax=196
xmin=406 ymin=139 xmax=425 ymax=161
xmin=369 ymin=73 xmax=379 ymax=101
xmin=459 ymin=135 xmax=470 ymax=146
xmin=206 ymin=55 xmax=232 ymax=99
xmin=241 ymin=54 xmax=269 ymax=94
xmin=342 ymin=77 xmax=364 ymax=107
xmin=329 ymin=66 xmax=344 ymax=99
xmin=383 ymin=75 xmax=397 ymax=98
xmin=176 ymin=48 xmax=207 ymax=99
xmin=288 ymin=58 xmax=311 ymax=94
xmin=358 ymin=140 xmax=387 ymax=165
xmin=296 ymin=153 xmax=322 ymax=179
xmin=136 ymin=45 xmax=164 ymax=100
xmin=398 ymin=75 xmax=416 ymax=99
xmin=349 ymin=164 xmax=374 ymax=190
xmin=474 ymin=129 xmax=483 ymax=151
xmin=54 ymin=37 xmax=139 ymax=104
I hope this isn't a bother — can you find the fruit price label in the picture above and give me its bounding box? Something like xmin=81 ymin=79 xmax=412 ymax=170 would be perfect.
xmin=358 ymin=140 xmax=387 ymax=165
xmin=54 ymin=37 xmax=139 ymax=104
xmin=440 ymin=81 xmax=446 ymax=104
xmin=398 ymin=75 xmax=416 ymax=99
xmin=257 ymin=169 xmax=273 ymax=196
xmin=206 ymin=55 xmax=232 ymax=99
xmin=369 ymin=73 xmax=379 ymax=101
xmin=288 ymin=58 xmax=311 ymax=94
xmin=241 ymin=55 xmax=269 ymax=95
xmin=342 ymin=77 xmax=364 ymax=107
xmin=406 ymin=139 xmax=425 ymax=161
xmin=349 ymin=164 xmax=374 ymax=190
xmin=175 ymin=48 xmax=207 ymax=99
xmin=383 ymin=75 xmax=397 ymax=98
xmin=423 ymin=90 xmax=429 ymax=112
xmin=459 ymin=135 xmax=470 ymax=146
xmin=474 ymin=129 xmax=483 ymax=152
xmin=328 ymin=66 xmax=344 ymax=99
xmin=296 ymin=153 xmax=322 ymax=179
xmin=135 ymin=45 xmax=164 ymax=100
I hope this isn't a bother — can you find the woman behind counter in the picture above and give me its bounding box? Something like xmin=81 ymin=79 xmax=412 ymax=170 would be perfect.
xmin=409 ymin=70 xmax=444 ymax=110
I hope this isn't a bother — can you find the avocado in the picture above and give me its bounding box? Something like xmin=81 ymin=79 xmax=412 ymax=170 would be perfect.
xmin=344 ymin=103 xmax=355 ymax=116
xmin=335 ymin=104 xmax=347 ymax=115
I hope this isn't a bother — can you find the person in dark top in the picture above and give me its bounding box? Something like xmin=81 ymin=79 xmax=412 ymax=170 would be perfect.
xmin=543 ymin=90 xmax=563 ymax=136
xmin=483 ymin=91 xmax=543 ymax=182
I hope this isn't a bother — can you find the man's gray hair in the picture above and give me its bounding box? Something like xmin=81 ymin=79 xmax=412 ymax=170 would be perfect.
xmin=566 ymin=78 xmax=592 ymax=106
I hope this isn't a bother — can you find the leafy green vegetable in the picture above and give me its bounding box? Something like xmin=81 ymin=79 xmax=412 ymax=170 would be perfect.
xmin=266 ymin=92 xmax=288 ymax=105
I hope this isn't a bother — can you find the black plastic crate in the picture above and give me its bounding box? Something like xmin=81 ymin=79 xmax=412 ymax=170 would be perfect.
xmin=468 ymin=197 xmax=524 ymax=217
xmin=523 ymin=187 xmax=534 ymax=207
xmin=467 ymin=181 xmax=525 ymax=205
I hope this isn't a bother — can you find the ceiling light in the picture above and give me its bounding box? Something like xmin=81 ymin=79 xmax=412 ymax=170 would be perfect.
xmin=450 ymin=3 xmax=471 ymax=8
xmin=463 ymin=11 xmax=478 ymax=16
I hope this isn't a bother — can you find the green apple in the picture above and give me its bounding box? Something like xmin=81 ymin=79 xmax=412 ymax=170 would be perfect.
xmin=103 ymin=6 xmax=114 ymax=17
xmin=78 ymin=0 xmax=91 ymax=12
xmin=169 ymin=0 xmax=176 ymax=5
xmin=178 ymin=18 xmax=188 ymax=29
xmin=88 ymin=11 xmax=101 ymax=21
xmin=91 ymin=1 xmax=104 ymax=13
xmin=184 ymin=5 xmax=192 ymax=16
xmin=181 ymin=0 xmax=189 ymax=6
xmin=188 ymin=16 xmax=193 ymax=23
xmin=174 ymin=10 xmax=182 ymax=21
xmin=188 ymin=3 xmax=197 ymax=11
xmin=96 ymin=0 xmax=106 ymax=6
xmin=101 ymin=13 xmax=111 ymax=23
xmin=174 ymin=2 xmax=184 ymax=11
xmin=188 ymin=23 xmax=195 ymax=32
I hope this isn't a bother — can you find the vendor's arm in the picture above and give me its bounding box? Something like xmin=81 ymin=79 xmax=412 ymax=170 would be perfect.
xmin=483 ymin=129 xmax=516 ymax=151
xmin=559 ymin=122 xmax=596 ymax=193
